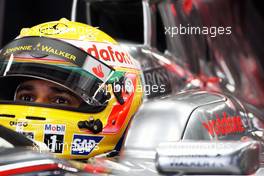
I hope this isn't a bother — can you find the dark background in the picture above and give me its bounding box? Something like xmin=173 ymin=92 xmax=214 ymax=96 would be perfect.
xmin=0 ymin=0 xmax=73 ymax=47
xmin=0 ymin=0 xmax=145 ymax=48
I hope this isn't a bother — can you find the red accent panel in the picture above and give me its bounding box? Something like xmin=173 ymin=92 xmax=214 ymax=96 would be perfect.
xmin=103 ymin=73 xmax=137 ymax=133
xmin=0 ymin=164 xmax=58 ymax=175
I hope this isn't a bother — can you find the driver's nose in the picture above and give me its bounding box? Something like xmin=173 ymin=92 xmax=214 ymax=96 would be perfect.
xmin=34 ymin=96 xmax=48 ymax=104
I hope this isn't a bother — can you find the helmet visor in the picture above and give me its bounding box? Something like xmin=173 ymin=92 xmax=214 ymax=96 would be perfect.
xmin=0 ymin=37 xmax=115 ymax=106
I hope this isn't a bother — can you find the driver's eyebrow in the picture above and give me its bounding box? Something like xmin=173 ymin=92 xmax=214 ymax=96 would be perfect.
xmin=16 ymin=84 xmax=34 ymax=92
xmin=50 ymin=86 xmax=72 ymax=95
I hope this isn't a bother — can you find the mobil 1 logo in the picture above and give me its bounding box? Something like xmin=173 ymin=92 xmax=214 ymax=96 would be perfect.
xmin=44 ymin=124 xmax=66 ymax=153
xmin=71 ymin=135 xmax=103 ymax=155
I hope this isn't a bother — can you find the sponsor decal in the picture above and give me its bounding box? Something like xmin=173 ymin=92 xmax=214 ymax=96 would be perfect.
xmin=3 ymin=45 xmax=32 ymax=55
xmin=71 ymin=135 xmax=103 ymax=155
xmin=86 ymin=44 xmax=132 ymax=64
xmin=169 ymin=155 xmax=227 ymax=168
xmin=143 ymin=67 xmax=171 ymax=98
xmin=44 ymin=124 xmax=66 ymax=135
xmin=44 ymin=124 xmax=66 ymax=153
xmin=1 ymin=41 xmax=113 ymax=83
xmin=92 ymin=64 xmax=105 ymax=78
xmin=3 ymin=43 xmax=76 ymax=62
xmin=83 ymin=55 xmax=112 ymax=82
xmin=9 ymin=121 xmax=28 ymax=127
xmin=202 ymin=112 xmax=245 ymax=137
xmin=39 ymin=22 xmax=69 ymax=35
xmin=44 ymin=134 xmax=64 ymax=153
xmin=64 ymin=40 xmax=140 ymax=70
xmin=35 ymin=44 xmax=76 ymax=61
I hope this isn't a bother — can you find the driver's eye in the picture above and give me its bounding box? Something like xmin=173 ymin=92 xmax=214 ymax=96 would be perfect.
xmin=18 ymin=94 xmax=35 ymax=102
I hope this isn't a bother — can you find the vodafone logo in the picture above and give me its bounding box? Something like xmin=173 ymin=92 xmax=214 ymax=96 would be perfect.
xmin=64 ymin=40 xmax=140 ymax=69
xmin=86 ymin=44 xmax=132 ymax=65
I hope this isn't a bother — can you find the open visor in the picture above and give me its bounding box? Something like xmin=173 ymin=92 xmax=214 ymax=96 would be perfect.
xmin=0 ymin=36 xmax=115 ymax=106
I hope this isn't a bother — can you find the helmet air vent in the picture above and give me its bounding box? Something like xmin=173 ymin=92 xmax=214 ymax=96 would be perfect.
xmin=0 ymin=114 xmax=15 ymax=118
xmin=26 ymin=116 xmax=46 ymax=121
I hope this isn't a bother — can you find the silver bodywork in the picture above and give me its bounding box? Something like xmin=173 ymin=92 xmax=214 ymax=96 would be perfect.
xmin=72 ymin=0 xmax=264 ymax=175
xmin=125 ymin=91 xmax=251 ymax=150
xmin=105 ymin=90 xmax=258 ymax=175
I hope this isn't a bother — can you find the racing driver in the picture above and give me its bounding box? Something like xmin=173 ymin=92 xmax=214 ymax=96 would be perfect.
xmin=0 ymin=18 xmax=144 ymax=159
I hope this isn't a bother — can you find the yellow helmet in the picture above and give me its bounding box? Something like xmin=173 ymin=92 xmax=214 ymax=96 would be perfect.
xmin=0 ymin=18 xmax=143 ymax=159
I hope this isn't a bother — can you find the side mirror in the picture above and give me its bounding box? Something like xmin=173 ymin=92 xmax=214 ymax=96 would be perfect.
xmin=155 ymin=140 xmax=261 ymax=175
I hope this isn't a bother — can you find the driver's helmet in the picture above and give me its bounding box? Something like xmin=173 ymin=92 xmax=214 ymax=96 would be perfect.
xmin=0 ymin=18 xmax=143 ymax=159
